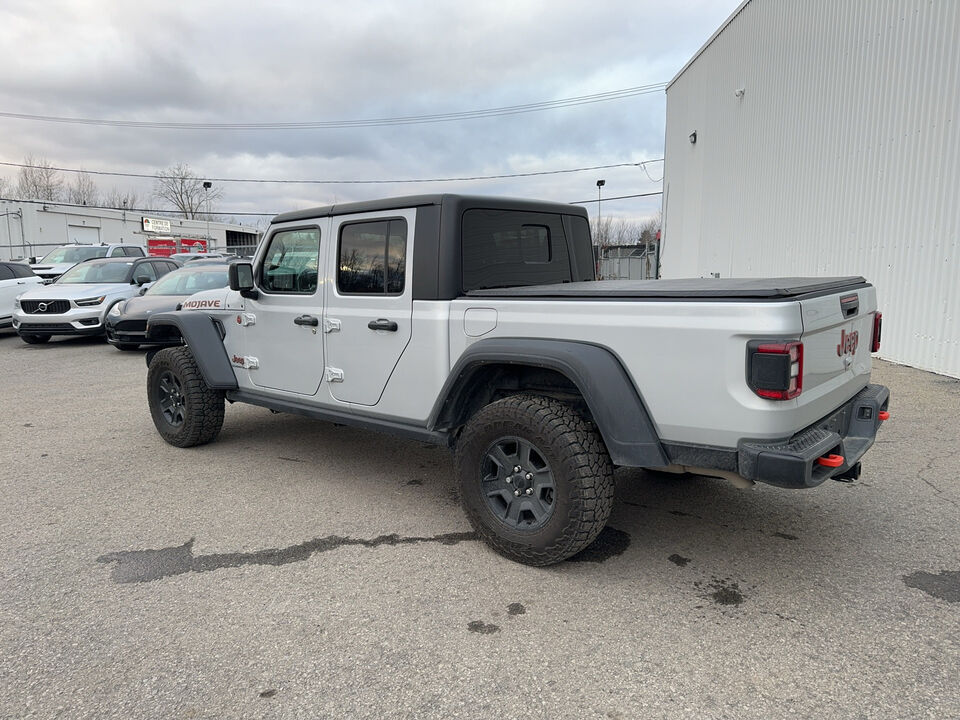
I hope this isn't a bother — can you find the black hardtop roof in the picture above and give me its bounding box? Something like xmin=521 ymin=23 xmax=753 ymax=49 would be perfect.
xmin=271 ymin=194 xmax=588 ymax=225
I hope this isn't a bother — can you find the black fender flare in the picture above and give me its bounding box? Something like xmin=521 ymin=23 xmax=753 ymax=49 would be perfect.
xmin=145 ymin=312 xmax=238 ymax=390
xmin=428 ymin=338 xmax=668 ymax=468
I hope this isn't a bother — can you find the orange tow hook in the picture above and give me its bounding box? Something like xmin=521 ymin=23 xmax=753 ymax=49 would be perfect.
xmin=878 ymin=411 xmax=890 ymax=421
xmin=817 ymin=454 xmax=845 ymax=468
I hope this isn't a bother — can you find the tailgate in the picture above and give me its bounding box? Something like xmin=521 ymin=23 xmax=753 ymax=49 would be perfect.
xmin=799 ymin=285 xmax=878 ymax=400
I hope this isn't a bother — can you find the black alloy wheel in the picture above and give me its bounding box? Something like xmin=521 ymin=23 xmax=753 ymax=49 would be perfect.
xmin=480 ymin=436 xmax=556 ymax=531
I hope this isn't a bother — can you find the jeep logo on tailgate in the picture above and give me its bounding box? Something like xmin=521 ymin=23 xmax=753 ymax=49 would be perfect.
xmin=837 ymin=329 xmax=859 ymax=357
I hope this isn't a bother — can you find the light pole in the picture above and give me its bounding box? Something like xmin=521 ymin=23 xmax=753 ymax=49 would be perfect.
xmin=202 ymin=181 xmax=212 ymax=250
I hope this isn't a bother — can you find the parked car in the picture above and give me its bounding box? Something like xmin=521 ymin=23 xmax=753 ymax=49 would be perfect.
xmin=30 ymin=244 xmax=146 ymax=282
xmin=105 ymin=262 xmax=232 ymax=350
xmin=142 ymin=194 xmax=890 ymax=566
xmin=0 ymin=261 xmax=43 ymax=329
xmin=13 ymin=256 xmax=180 ymax=344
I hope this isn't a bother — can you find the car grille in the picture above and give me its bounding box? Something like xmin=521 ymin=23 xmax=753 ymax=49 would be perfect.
xmin=21 ymin=299 xmax=70 ymax=314
xmin=113 ymin=319 xmax=147 ymax=332
xmin=18 ymin=323 xmax=74 ymax=332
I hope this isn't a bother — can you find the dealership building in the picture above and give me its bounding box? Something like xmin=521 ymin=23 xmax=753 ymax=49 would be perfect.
xmin=662 ymin=0 xmax=959 ymax=377
xmin=0 ymin=198 xmax=262 ymax=262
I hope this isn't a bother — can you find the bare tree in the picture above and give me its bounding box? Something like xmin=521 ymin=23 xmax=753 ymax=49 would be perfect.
xmin=67 ymin=171 xmax=99 ymax=206
xmin=0 ymin=175 xmax=12 ymax=198
xmin=154 ymin=163 xmax=222 ymax=219
xmin=639 ymin=210 xmax=662 ymax=244
xmin=103 ymin=187 xmax=141 ymax=211
xmin=16 ymin=155 xmax=63 ymax=201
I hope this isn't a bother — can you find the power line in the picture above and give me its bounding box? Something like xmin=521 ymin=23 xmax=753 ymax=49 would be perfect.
xmin=569 ymin=190 xmax=663 ymax=204
xmin=0 ymin=84 xmax=667 ymax=130
xmin=0 ymin=158 xmax=664 ymax=185
xmin=2 ymin=189 xmax=663 ymax=219
xmin=0 ymin=195 xmax=274 ymax=217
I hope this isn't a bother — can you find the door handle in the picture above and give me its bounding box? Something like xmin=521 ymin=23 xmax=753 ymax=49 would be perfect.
xmin=367 ymin=318 xmax=399 ymax=332
xmin=294 ymin=314 xmax=319 ymax=327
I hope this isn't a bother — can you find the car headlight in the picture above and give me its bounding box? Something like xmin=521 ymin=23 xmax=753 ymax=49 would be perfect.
xmin=76 ymin=296 xmax=106 ymax=307
xmin=108 ymin=302 xmax=124 ymax=317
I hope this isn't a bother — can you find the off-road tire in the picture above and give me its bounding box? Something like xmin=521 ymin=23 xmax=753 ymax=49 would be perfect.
xmin=115 ymin=343 xmax=140 ymax=351
xmin=455 ymin=394 xmax=614 ymax=566
xmin=147 ymin=346 xmax=225 ymax=447
xmin=19 ymin=333 xmax=50 ymax=344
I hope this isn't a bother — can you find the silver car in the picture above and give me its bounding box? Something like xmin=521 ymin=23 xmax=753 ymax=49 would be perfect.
xmin=13 ymin=257 xmax=179 ymax=344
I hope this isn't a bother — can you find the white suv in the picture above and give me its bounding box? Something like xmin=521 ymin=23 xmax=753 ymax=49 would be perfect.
xmin=13 ymin=256 xmax=179 ymax=344
xmin=30 ymin=244 xmax=146 ymax=282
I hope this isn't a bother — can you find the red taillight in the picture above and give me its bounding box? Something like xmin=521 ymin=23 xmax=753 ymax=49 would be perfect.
xmin=871 ymin=311 xmax=882 ymax=353
xmin=748 ymin=341 xmax=803 ymax=400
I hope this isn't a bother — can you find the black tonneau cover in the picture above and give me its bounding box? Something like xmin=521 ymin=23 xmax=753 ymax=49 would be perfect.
xmin=466 ymin=277 xmax=867 ymax=300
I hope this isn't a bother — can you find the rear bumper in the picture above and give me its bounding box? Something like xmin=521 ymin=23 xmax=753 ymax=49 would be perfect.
xmin=738 ymin=384 xmax=890 ymax=488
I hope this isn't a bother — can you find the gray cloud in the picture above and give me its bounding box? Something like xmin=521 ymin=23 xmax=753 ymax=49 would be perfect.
xmin=0 ymin=0 xmax=738 ymax=223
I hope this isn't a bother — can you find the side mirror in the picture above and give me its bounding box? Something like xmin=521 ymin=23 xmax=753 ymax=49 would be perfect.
xmin=135 ymin=275 xmax=151 ymax=286
xmin=139 ymin=286 xmax=148 ymax=295
xmin=229 ymin=262 xmax=259 ymax=299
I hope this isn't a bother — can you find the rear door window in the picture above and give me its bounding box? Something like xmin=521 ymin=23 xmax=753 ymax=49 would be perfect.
xmin=337 ymin=219 xmax=407 ymax=295
xmin=461 ymin=210 xmax=571 ymax=292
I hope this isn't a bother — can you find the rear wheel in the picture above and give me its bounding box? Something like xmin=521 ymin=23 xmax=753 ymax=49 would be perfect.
xmin=455 ymin=394 xmax=614 ymax=566
xmin=19 ymin=333 xmax=50 ymax=345
xmin=147 ymin=346 xmax=224 ymax=447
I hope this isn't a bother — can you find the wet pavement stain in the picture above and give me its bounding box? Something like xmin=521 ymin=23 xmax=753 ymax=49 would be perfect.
xmin=773 ymin=532 xmax=799 ymax=541
xmin=902 ymin=570 xmax=960 ymax=603
xmin=507 ymin=603 xmax=526 ymax=616
xmin=97 ymin=531 xmax=478 ymax=584
xmin=467 ymin=620 xmax=500 ymax=634
xmin=567 ymin=526 xmax=631 ymax=563
xmin=707 ymin=579 xmax=746 ymax=606
xmin=668 ymin=554 xmax=691 ymax=567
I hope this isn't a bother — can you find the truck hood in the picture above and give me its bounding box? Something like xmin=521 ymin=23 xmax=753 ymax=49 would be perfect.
xmin=18 ymin=282 xmax=135 ymax=300
xmin=29 ymin=262 xmax=76 ymax=275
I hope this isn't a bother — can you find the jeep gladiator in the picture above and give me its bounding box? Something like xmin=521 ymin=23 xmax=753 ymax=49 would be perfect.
xmin=143 ymin=194 xmax=890 ymax=565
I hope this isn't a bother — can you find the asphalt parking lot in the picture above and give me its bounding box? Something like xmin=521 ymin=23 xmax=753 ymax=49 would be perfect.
xmin=1 ymin=332 xmax=958 ymax=719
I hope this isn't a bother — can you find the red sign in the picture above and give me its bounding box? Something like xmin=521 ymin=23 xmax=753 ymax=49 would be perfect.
xmin=147 ymin=237 xmax=177 ymax=257
xmin=180 ymin=238 xmax=208 ymax=252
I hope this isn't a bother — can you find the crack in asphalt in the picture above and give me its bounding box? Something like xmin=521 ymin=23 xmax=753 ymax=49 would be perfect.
xmin=915 ymin=451 xmax=959 ymax=507
xmin=97 ymin=531 xmax=478 ymax=584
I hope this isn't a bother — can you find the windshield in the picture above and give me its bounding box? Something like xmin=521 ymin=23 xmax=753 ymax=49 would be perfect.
xmin=39 ymin=246 xmax=109 ymax=264
xmin=57 ymin=262 xmax=132 ymax=284
xmin=146 ymin=268 xmax=229 ymax=296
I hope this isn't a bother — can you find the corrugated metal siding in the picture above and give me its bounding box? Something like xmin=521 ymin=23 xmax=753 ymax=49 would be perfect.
xmin=662 ymin=0 xmax=960 ymax=377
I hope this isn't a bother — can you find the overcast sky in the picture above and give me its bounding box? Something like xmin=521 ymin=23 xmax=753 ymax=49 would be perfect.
xmin=0 ymin=0 xmax=739 ymax=227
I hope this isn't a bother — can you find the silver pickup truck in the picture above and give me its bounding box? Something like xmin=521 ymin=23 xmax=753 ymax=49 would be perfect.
xmin=142 ymin=194 xmax=890 ymax=565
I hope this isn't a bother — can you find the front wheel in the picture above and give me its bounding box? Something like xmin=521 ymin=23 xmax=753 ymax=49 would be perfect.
xmin=147 ymin=346 xmax=224 ymax=447
xmin=455 ymin=394 xmax=614 ymax=566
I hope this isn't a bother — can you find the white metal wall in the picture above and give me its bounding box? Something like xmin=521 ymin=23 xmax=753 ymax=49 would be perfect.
xmin=662 ymin=0 xmax=960 ymax=377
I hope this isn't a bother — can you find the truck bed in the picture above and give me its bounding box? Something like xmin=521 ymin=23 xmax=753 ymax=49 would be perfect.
xmin=467 ymin=276 xmax=868 ymax=300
